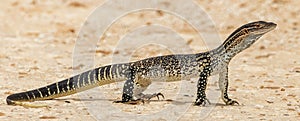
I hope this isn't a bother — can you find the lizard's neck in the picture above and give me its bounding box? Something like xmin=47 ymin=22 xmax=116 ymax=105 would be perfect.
xmin=212 ymin=32 xmax=263 ymax=62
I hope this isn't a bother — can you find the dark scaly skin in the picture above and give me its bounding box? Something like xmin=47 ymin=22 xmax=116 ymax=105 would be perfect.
xmin=6 ymin=21 xmax=276 ymax=107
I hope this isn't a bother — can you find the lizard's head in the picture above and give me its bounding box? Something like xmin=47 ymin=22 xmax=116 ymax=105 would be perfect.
xmin=242 ymin=21 xmax=277 ymax=35
xmin=224 ymin=21 xmax=277 ymax=48
xmin=219 ymin=21 xmax=276 ymax=60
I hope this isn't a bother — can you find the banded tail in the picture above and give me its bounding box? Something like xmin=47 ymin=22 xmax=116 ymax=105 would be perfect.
xmin=6 ymin=64 xmax=130 ymax=107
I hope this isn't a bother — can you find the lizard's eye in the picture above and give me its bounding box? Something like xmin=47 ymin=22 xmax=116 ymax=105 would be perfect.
xmin=255 ymin=24 xmax=262 ymax=28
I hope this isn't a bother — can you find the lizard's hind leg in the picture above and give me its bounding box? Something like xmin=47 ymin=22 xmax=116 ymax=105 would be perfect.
xmin=114 ymin=78 xmax=135 ymax=103
xmin=114 ymin=77 xmax=164 ymax=104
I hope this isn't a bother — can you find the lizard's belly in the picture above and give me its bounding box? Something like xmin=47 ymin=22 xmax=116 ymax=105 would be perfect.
xmin=141 ymin=69 xmax=200 ymax=82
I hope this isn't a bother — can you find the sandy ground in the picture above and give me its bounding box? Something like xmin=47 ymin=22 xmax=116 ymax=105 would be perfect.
xmin=0 ymin=0 xmax=299 ymax=121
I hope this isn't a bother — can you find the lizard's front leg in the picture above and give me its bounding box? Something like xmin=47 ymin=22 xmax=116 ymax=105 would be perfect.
xmin=219 ymin=66 xmax=239 ymax=105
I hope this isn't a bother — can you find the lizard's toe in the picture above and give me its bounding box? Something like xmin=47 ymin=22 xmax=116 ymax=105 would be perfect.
xmin=226 ymin=99 xmax=239 ymax=105
xmin=154 ymin=93 xmax=165 ymax=100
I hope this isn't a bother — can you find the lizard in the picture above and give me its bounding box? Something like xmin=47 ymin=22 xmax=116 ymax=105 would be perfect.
xmin=6 ymin=21 xmax=276 ymax=108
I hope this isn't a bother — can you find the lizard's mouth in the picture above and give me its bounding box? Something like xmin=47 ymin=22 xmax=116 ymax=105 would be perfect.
xmin=264 ymin=22 xmax=277 ymax=32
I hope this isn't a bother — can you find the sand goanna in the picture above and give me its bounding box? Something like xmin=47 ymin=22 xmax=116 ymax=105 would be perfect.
xmin=6 ymin=21 xmax=276 ymax=108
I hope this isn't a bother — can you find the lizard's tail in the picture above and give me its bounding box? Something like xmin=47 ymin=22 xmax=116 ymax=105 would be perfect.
xmin=6 ymin=64 xmax=129 ymax=107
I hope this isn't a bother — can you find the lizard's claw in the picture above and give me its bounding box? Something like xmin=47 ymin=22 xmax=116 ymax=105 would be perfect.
xmin=225 ymin=99 xmax=239 ymax=105
xmin=153 ymin=92 xmax=165 ymax=100
xmin=138 ymin=92 xmax=165 ymax=101
xmin=194 ymin=98 xmax=211 ymax=106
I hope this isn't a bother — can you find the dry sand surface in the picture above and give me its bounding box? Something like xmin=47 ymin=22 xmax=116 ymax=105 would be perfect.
xmin=0 ymin=0 xmax=299 ymax=121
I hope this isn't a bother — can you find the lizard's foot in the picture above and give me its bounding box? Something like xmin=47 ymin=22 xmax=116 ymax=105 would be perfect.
xmin=194 ymin=98 xmax=211 ymax=106
xmin=225 ymin=99 xmax=239 ymax=105
xmin=113 ymin=93 xmax=164 ymax=104
xmin=113 ymin=93 xmax=143 ymax=104
xmin=139 ymin=92 xmax=165 ymax=100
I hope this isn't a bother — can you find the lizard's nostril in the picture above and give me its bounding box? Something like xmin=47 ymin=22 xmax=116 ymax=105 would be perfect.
xmin=268 ymin=22 xmax=277 ymax=28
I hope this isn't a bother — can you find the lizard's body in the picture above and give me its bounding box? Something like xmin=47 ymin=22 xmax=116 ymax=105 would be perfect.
xmin=6 ymin=21 xmax=276 ymax=107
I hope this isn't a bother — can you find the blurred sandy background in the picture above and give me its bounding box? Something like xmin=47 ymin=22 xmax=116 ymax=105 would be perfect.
xmin=0 ymin=0 xmax=299 ymax=120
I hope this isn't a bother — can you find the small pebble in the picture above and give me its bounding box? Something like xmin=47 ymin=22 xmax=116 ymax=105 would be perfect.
xmin=266 ymin=100 xmax=274 ymax=103
xmin=266 ymin=97 xmax=275 ymax=103
xmin=287 ymin=108 xmax=295 ymax=111
xmin=287 ymin=94 xmax=296 ymax=97
xmin=39 ymin=116 xmax=57 ymax=119
xmin=259 ymin=114 xmax=266 ymax=116
xmin=255 ymin=104 xmax=264 ymax=109
xmin=283 ymin=86 xmax=294 ymax=88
